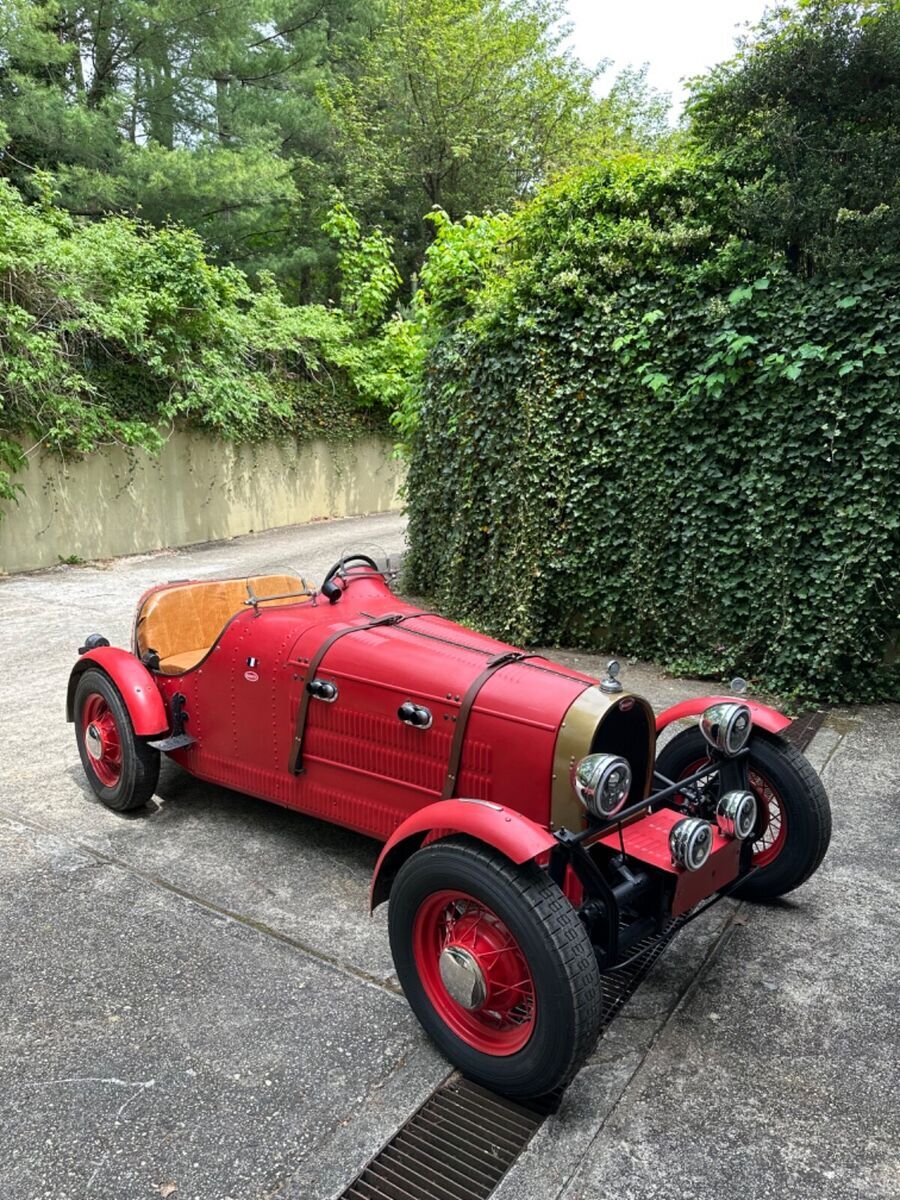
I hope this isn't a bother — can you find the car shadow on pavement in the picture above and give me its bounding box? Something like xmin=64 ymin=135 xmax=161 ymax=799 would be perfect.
xmin=65 ymin=755 xmax=382 ymax=870
xmin=65 ymin=761 xmax=162 ymax=818
xmin=60 ymin=752 xmax=398 ymax=983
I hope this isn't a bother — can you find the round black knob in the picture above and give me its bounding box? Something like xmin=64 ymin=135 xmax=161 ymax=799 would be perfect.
xmin=308 ymin=679 xmax=338 ymax=701
xmin=78 ymin=633 xmax=111 ymax=655
xmin=398 ymin=702 xmax=432 ymax=729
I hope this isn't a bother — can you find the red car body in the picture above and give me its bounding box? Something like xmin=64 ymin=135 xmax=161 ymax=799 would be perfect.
xmin=67 ymin=559 xmax=828 ymax=1097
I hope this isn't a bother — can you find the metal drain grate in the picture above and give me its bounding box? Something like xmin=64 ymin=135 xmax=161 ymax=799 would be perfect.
xmin=338 ymin=921 xmax=684 ymax=1197
xmin=341 ymin=1076 xmax=542 ymax=1200
xmin=783 ymin=709 xmax=827 ymax=753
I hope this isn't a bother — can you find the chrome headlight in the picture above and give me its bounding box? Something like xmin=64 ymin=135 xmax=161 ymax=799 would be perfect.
xmin=699 ymin=702 xmax=752 ymax=756
xmin=716 ymin=789 xmax=757 ymax=840
xmin=573 ymin=753 xmax=632 ymax=819
xmin=669 ymin=817 xmax=714 ymax=871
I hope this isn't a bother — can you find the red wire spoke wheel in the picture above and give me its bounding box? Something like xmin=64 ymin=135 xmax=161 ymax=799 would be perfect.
xmin=388 ymin=836 xmax=602 ymax=1099
xmin=81 ymin=693 xmax=123 ymax=788
xmin=412 ymin=890 xmax=536 ymax=1055
xmin=74 ymin=668 xmax=160 ymax=811
xmin=655 ymin=727 xmax=831 ymax=902
xmin=748 ymin=767 xmax=788 ymax=867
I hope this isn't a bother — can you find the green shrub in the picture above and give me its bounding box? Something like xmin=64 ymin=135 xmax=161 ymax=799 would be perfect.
xmin=404 ymin=157 xmax=900 ymax=704
xmin=0 ymin=182 xmax=393 ymax=504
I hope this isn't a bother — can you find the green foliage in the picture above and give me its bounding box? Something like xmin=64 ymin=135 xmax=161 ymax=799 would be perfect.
xmin=0 ymin=1 xmax=666 ymax=292
xmin=403 ymin=156 xmax=900 ymax=704
xmin=325 ymin=0 xmax=671 ymax=278
xmin=0 ymin=181 xmax=393 ymax=501
xmin=686 ymin=0 xmax=900 ymax=275
xmin=391 ymin=208 xmax=514 ymax=445
xmin=401 ymin=3 xmax=900 ymax=704
xmin=0 ymin=0 xmax=375 ymax=289
xmin=321 ymin=203 xmax=401 ymax=330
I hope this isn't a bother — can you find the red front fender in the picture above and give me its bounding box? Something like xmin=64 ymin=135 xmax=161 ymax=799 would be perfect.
xmin=655 ymin=695 xmax=790 ymax=736
xmin=66 ymin=647 xmax=168 ymax=736
xmin=370 ymin=799 xmax=556 ymax=911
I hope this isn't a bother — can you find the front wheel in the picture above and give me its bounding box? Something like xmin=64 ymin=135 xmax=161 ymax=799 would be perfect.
xmin=656 ymin=726 xmax=831 ymax=902
xmin=389 ymin=836 xmax=602 ymax=1098
xmin=74 ymin=668 xmax=160 ymax=811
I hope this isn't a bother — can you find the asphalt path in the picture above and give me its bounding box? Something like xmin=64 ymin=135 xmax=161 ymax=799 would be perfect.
xmin=1 ymin=512 xmax=896 ymax=1199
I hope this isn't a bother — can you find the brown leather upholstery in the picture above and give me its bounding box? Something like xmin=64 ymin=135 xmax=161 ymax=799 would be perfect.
xmin=136 ymin=574 xmax=306 ymax=675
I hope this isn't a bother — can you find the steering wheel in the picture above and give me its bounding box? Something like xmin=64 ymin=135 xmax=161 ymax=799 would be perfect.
xmin=321 ymin=553 xmax=381 ymax=587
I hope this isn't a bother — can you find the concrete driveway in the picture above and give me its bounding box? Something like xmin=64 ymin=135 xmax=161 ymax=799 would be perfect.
xmin=0 ymin=512 xmax=897 ymax=1199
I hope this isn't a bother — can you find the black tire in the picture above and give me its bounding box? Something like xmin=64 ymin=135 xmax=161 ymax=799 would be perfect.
xmin=656 ymin=726 xmax=831 ymax=902
xmin=389 ymin=835 xmax=602 ymax=1098
xmin=74 ymin=668 xmax=160 ymax=812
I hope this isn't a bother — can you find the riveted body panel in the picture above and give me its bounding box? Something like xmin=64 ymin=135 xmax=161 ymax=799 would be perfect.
xmin=68 ymin=565 xmax=796 ymax=932
xmin=149 ymin=574 xmax=605 ymax=840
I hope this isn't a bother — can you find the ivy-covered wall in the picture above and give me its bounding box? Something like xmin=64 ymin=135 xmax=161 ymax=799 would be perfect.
xmin=403 ymin=159 xmax=900 ymax=704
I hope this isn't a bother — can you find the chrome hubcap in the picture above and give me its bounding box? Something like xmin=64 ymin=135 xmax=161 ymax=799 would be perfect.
xmin=85 ymin=723 xmax=103 ymax=760
xmin=438 ymin=945 xmax=487 ymax=1010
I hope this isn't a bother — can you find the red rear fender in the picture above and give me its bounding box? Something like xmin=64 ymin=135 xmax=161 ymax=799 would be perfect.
xmin=67 ymin=647 xmax=168 ymax=736
xmin=370 ymin=799 xmax=556 ymax=911
xmin=655 ymin=696 xmax=790 ymax=736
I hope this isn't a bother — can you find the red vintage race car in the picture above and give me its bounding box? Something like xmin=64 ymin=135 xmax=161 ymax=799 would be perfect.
xmin=67 ymin=554 xmax=831 ymax=1098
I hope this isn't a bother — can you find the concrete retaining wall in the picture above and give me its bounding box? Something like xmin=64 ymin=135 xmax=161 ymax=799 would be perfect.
xmin=0 ymin=431 xmax=404 ymax=574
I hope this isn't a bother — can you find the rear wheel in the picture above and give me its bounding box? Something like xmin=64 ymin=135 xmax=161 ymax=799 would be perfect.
xmin=389 ymin=836 xmax=601 ymax=1098
xmin=656 ymin=726 xmax=831 ymax=901
xmin=74 ymin=669 xmax=160 ymax=811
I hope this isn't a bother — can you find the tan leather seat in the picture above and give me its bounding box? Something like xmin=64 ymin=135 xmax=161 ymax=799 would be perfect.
xmin=135 ymin=574 xmax=307 ymax=675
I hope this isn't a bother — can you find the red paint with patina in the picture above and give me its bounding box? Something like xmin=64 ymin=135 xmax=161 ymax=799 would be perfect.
xmin=67 ymin=646 xmax=168 ymax=736
xmin=148 ymin=574 xmax=594 ymax=843
xmin=370 ymin=799 xmax=557 ymax=909
xmin=68 ymin=567 xmax=788 ymax=926
xmin=596 ymin=806 xmax=741 ymax=916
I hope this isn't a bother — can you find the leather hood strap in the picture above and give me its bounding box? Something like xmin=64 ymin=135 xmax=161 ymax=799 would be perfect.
xmin=288 ymin=612 xmax=409 ymax=774
xmin=441 ymin=652 xmax=541 ymax=800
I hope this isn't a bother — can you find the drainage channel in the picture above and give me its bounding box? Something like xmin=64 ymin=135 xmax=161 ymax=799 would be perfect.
xmin=337 ymin=918 xmax=685 ymax=1200
xmin=338 ymin=711 xmax=824 ymax=1200
xmin=781 ymin=707 xmax=827 ymax=752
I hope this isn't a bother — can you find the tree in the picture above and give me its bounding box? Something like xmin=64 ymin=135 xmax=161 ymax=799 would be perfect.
xmin=326 ymin=0 xmax=608 ymax=274
xmin=1 ymin=0 xmax=674 ymax=291
xmin=0 ymin=1 xmax=374 ymax=289
xmin=686 ymin=0 xmax=900 ymax=274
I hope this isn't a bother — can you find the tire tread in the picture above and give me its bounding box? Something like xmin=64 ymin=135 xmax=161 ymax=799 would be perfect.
xmin=760 ymin=732 xmax=832 ymax=891
xmin=390 ymin=836 xmax=602 ymax=1096
xmin=74 ymin=668 xmax=160 ymax=811
xmin=446 ymin=839 xmax=600 ymax=1089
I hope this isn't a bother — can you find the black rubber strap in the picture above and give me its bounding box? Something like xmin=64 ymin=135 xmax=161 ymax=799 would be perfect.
xmin=288 ymin=612 xmax=417 ymax=774
xmin=441 ymin=652 xmax=541 ymax=800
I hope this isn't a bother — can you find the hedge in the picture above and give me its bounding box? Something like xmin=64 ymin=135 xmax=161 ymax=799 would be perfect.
xmin=403 ymin=158 xmax=900 ymax=705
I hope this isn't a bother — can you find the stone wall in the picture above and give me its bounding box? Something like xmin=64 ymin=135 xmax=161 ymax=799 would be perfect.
xmin=0 ymin=432 xmax=404 ymax=574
